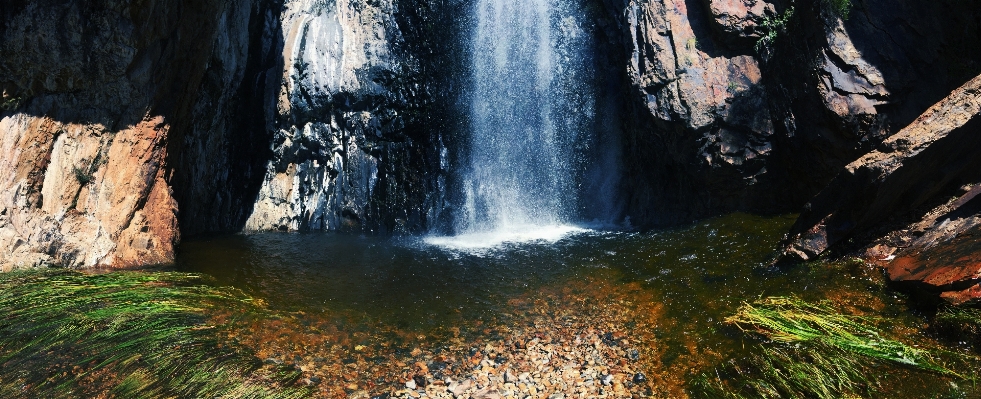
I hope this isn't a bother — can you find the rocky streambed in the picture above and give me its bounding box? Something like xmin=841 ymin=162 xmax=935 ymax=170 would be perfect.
xmin=229 ymin=274 xmax=677 ymax=399
xmin=176 ymin=213 xmax=981 ymax=399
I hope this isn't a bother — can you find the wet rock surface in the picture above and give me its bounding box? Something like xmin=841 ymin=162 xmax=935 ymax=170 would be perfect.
xmin=860 ymin=183 xmax=981 ymax=305
xmin=0 ymin=0 xmax=459 ymax=269
xmin=241 ymin=0 xmax=454 ymax=234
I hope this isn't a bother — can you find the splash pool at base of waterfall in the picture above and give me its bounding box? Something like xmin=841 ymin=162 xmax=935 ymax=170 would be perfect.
xmin=176 ymin=213 xmax=981 ymax=398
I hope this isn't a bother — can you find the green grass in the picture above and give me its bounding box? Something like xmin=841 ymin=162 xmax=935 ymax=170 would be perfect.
xmin=692 ymin=297 xmax=965 ymax=399
xmin=0 ymin=268 xmax=309 ymax=398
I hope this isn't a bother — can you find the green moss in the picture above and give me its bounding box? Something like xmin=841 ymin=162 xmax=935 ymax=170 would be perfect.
xmin=0 ymin=269 xmax=309 ymax=398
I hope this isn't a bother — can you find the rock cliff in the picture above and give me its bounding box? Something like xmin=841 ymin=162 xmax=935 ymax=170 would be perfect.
xmin=782 ymin=73 xmax=981 ymax=305
xmin=237 ymin=0 xmax=455 ymax=234
xmin=0 ymin=0 xmax=235 ymax=270
xmin=0 ymin=0 xmax=458 ymax=270
xmin=599 ymin=0 xmax=981 ymax=226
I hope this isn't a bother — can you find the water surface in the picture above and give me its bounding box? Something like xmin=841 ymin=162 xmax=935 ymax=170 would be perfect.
xmin=177 ymin=213 xmax=967 ymax=397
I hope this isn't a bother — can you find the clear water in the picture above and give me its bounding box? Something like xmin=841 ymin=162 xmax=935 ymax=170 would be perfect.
xmin=177 ymin=213 xmax=973 ymax=397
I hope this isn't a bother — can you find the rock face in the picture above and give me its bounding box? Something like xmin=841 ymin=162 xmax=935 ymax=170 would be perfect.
xmin=0 ymin=0 xmax=235 ymax=270
xmin=598 ymin=0 xmax=981 ymax=226
xmin=887 ymin=227 xmax=981 ymax=306
xmin=239 ymin=0 xmax=452 ymax=234
xmin=2 ymin=0 xmax=981 ymax=270
xmin=783 ymin=73 xmax=981 ymax=261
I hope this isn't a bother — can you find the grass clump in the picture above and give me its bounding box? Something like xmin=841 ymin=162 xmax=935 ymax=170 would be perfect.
xmin=692 ymin=296 xmax=961 ymax=398
xmin=755 ymin=7 xmax=795 ymax=52
xmin=0 ymin=269 xmax=309 ymax=399
xmin=727 ymin=297 xmax=953 ymax=373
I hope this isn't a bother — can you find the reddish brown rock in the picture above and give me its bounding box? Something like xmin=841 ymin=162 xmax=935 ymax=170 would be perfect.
xmin=0 ymin=1 xmax=231 ymax=270
xmin=704 ymin=0 xmax=775 ymax=41
xmin=886 ymin=226 xmax=981 ymax=305
xmin=0 ymin=115 xmax=178 ymax=270
xmin=941 ymin=285 xmax=981 ymax=306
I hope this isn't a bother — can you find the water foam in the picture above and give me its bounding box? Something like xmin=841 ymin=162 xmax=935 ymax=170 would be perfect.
xmin=423 ymin=224 xmax=588 ymax=253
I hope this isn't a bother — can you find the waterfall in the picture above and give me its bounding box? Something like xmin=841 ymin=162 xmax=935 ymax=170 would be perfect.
xmin=445 ymin=0 xmax=593 ymax=246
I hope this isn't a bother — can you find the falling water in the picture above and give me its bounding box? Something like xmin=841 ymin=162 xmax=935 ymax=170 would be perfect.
xmin=435 ymin=0 xmax=593 ymax=248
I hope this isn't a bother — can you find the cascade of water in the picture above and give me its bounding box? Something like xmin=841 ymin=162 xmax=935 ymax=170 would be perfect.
xmin=453 ymin=0 xmax=593 ymax=242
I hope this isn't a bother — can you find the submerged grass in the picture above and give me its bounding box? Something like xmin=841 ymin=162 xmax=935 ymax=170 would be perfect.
xmin=0 ymin=268 xmax=308 ymax=398
xmin=934 ymin=307 xmax=981 ymax=350
xmin=693 ymin=296 xmax=966 ymax=399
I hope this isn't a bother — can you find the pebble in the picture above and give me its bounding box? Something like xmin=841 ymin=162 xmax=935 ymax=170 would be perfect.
xmin=238 ymin=277 xmax=664 ymax=399
xmin=413 ymin=375 xmax=428 ymax=388
xmin=449 ymin=379 xmax=472 ymax=396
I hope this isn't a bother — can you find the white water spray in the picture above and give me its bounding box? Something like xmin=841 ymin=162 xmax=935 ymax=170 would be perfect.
xmin=429 ymin=0 xmax=593 ymax=250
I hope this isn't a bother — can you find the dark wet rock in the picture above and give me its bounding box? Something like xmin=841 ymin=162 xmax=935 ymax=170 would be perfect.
xmin=430 ymin=360 xmax=447 ymax=371
xmin=783 ymin=73 xmax=981 ymax=262
xmin=633 ymin=372 xmax=647 ymax=384
xmin=627 ymin=349 xmax=640 ymax=361
xmin=412 ymin=375 xmax=427 ymax=388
